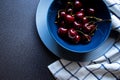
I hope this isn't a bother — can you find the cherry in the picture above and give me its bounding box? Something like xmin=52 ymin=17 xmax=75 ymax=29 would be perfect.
xmin=82 ymin=17 xmax=88 ymax=24
xmin=73 ymin=35 xmax=81 ymax=43
xmin=80 ymin=8 xmax=85 ymax=13
xmin=55 ymin=0 xmax=98 ymax=44
xmin=58 ymin=27 xmax=68 ymax=37
xmin=59 ymin=11 xmax=66 ymax=18
xmin=73 ymin=21 xmax=83 ymax=29
xmin=75 ymin=12 xmax=84 ymax=20
xmin=65 ymin=14 xmax=75 ymax=23
xmin=66 ymin=8 xmax=73 ymax=14
xmin=88 ymin=8 xmax=95 ymax=15
xmin=68 ymin=28 xmax=77 ymax=39
xmin=83 ymin=23 xmax=96 ymax=33
xmin=74 ymin=0 xmax=82 ymax=9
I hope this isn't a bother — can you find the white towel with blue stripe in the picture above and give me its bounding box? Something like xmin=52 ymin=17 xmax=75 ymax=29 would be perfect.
xmin=48 ymin=0 xmax=120 ymax=80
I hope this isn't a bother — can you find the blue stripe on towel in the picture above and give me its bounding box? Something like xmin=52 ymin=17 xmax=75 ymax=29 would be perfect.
xmin=53 ymin=61 xmax=72 ymax=75
xmin=114 ymin=44 xmax=120 ymax=52
xmin=102 ymin=64 xmax=118 ymax=79
xmin=84 ymin=66 xmax=100 ymax=80
xmin=104 ymin=55 xmax=112 ymax=63
xmin=110 ymin=10 xmax=120 ymax=19
xmin=68 ymin=62 xmax=82 ymax=80
xmin=114 ymin=26 xmax=120 ymax=30
xmin=83 ymin=66 xmax=102 ymax=80
xmin=99 ymin=72 xmax=108 ymax=80
xmin=108 ymin=3 xmax=118 ymax=7
xmin=59 ymin=60 xmax=79 ymax=80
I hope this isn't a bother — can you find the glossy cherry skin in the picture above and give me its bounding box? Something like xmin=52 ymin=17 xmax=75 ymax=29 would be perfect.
xmin=75 ymin=12 xmax=84 ymax=20
xmin=74 ymin=0 xmax=82 ymax=9
xmin=73 ymin=35 xmax=81 ymax=43
xmin=59 ymin=11 xmax=66 ymax=18
xmin=73 ymin=21 xmax=83 ymax=29
xmin=88 ymin=8 xmax=95 ymax=15
xmin=83 ymin=23 xmax=96 ymax=33
xmin=55 ymin=1 xmax=98 ymax=44
xmin=65 ymin=14 xmax=75 ymax=23
xmin=58 ymin=27 xmax=68 ymax=37
xmin=82 ymin=17 xmax=88 ymax=24
xmin=68 ymin=28 xmax=77 ymax=39
xmin=67 ymin=8 xmax=73 ymax=14
xmin=80 ymin=8 xmax=85 ymax=13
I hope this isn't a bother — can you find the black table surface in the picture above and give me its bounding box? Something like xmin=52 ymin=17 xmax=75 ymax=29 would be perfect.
xmin=0 ymin=0 xmax=59 ymax=80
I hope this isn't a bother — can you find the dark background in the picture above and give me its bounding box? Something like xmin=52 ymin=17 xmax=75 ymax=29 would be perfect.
xmin=0 ymin=0 xmax=58 ymax=80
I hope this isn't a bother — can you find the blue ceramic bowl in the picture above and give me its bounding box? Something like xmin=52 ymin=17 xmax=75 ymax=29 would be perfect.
xmin=47 ymin=0 xmax=112 ymax=53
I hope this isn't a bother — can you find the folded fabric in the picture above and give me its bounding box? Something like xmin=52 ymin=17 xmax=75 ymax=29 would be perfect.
xmin=48 ymin=0 xmax=120 ymax=80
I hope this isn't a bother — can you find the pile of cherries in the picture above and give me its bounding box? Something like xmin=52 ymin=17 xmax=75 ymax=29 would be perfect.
xmin=55 ymin=0 xmax=102 ymax=44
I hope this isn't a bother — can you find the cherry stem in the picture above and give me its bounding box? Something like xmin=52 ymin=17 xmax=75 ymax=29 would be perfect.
xmin=87 ymin=21 xmax=96 ymax=25
xmin=86 ymin=16 xmax=111 ymax=22
xmin=76 ymin=27 xmax=96 ymax=36
xmin=96 ymin=19 xmax=111 ymax=23
xmin=57 ymin=10 xmax=61 ymax=18
xmin=90 ymin=26 xmax=97 ymax=35
xmin=86 ymin=16 xmax=102 ymax=21
xmin=57 ymin=9 xmax=65 ymax=18
xmin=76 ymin=30 xmax=85 ymax=35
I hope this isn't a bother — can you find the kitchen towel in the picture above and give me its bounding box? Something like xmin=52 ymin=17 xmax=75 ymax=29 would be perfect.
xmin=48 ymin=0 xmax=120 ymax=80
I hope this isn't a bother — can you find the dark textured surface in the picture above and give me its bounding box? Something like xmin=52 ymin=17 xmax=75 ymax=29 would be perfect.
xmin=0 ymin=0 xmax=58 ymax=80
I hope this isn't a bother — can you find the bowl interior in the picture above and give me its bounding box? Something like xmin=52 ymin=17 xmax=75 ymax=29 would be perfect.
xmin=47 ymin=0 xmax=111 ymax=53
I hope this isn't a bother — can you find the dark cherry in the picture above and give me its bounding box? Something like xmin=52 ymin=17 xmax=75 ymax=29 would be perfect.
xmin=82 ymin=17 xmax=88 ymax=24
xmin=68 ymin=28 xmax=77 ymax=39
xmin=65 ymin=14 xmax=75 ymax=23
xmin=67 ymin=8 xmax=73 ymax=14
xmin=75 ymin=12 xmax=84 ymax=20
xmin=58 ymin=27 xmax=68 ymax=36
xmin=88 ymin=8 xmax=95 ymax=15
xmin=80 ymin=8 xmax=85 ymax=13
xmin=55 ymin=1 xmax=98 ymax=44
xmin=73 ymin=21 xmax=83 ymax=29
xmin=59 ymin=11 xmax=66 ymax=18
xmin=83 ymin=23 xmax=96 ymax=33
xmin=73 ymin=35 xmax=81 ymax=43
xmin=74 ymin=0 xmax=82 ymax=9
